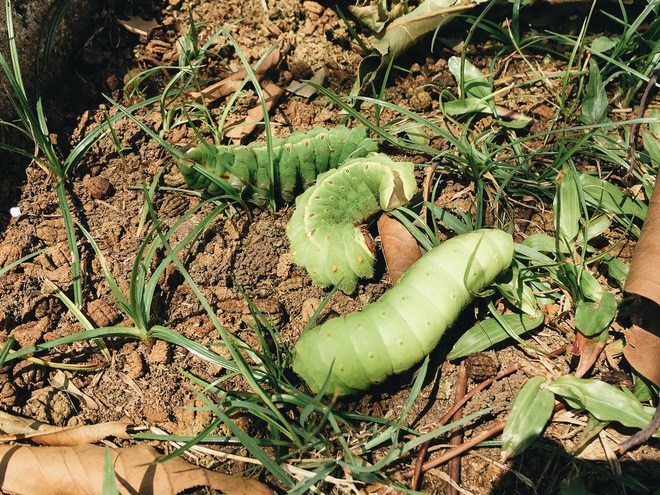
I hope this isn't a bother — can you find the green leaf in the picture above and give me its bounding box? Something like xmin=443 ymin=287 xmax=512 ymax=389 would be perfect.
xmin=522 ymin=233 xmax=568 ymax=254
xmin=643 ymin=130 xmax=660 ymax=167
xmin=554 ymin=165 xmax=581 ymax=248
xmin=448 ymin=56 xmax=492 ymax=101
xmin=578 ymin=270 xmax=602 ymax=302
xmin=577 ymin=173 xmax=647 ymax=221
xmin=574 ymin=292 xmax=617 ymax=337
xmin=633 ymin=373 xmax=658 ymax=403
xmin=590 ymin=36 xmax=618 ymax=54
xmin=102 ymin=448 xmax=120 ymax=495
xmin=579 ymin=214 xmax=611 ymax=243
xmin=501 ymin=376 xmax=555 ymax=460
xmin=443 ymin=97 xmax=493 ymax=116
xmin=494 ymin=268 xmax=539 ymax=316
xmin=582 ymin=59 xmax=608 ymax=124
xmin=448 ymin=312 xmax=544 ymax=360
xmin=648 ymin=108 xmax=660 ymax=138
xmin=601 ymin=254 xmax=629 ymax=289
xmin=498 ymin=114 xmax=533 ymax=129
xmin=547 ymin=376 xmax=657 ymax=433
xmin=560 ymin=478 xmax=598 ymax=495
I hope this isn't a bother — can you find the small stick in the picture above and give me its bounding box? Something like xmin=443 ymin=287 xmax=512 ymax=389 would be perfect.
xmin=626 ymin=67 xmax=659 ymax=179
xmin=618 ymin=401 xmax=660 ymax=454
xmin=410 ymin=438 xmax=429 ymax=491
xmin=408 ymin=363 xmax=519 ymax=484
xmin=447 ymin=361 xmax=469 ymax=495
xmin=439 ymin=363 xmax=519 ymax=427
xmin=405 ymin=421 xmax=506 ymax=477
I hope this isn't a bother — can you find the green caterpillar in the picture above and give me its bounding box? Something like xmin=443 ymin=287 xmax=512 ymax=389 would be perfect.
xmin=177 ymin=125 xmax=378 ymax=202
xmin=286 ymin=153 xmax=417 ymax=294
xmin=292 ymin=229 xmax=515 ymax=396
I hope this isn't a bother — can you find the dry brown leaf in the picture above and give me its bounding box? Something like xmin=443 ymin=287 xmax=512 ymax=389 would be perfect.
xmin=623 ymin=298 xmax=660 ymax=386
xmin=626 ymin=184 xmax=660 ymax=303
xmin=377 ymin=213 xmax=421 ymax=283
xmin=0 ymin=414 xmax=132 ymax=445
xmin=572 ymin=330 xmax=607 ymax=378
xmin=285 ymin=67 xmax=325 ymax=98
xmin=624 ymin=184 xmax=660 ymax=386
xmin=0 ymin=444 xmax=272 ymax=495
xmin=50 ymin=370 xmax=98 ymax=409
xmin=191 ymin=48 xmax=281 ymax=104
xmin=0 ymin=411 xmax=55 ymax=436
xmin=225 ymin=82 xmax=286 ymax=143
xmin=116 ymin=17 xmax=161 ymax=37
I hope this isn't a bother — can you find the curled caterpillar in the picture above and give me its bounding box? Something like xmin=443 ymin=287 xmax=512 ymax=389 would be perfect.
xmin=292 ymin=229 xmax=515 ymax=396
xmin=286 ymin=153 xmax=417 ymax=294
xmin=177 ymin=125 xmax=378 ymax=202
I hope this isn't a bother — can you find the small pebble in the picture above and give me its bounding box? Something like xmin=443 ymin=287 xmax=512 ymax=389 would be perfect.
xmin=88 ymin=176 xmax=113 ymax=199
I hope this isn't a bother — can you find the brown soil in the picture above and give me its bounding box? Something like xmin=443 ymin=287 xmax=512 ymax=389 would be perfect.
xmin=0 ymin=1 xmax=658 ymax=494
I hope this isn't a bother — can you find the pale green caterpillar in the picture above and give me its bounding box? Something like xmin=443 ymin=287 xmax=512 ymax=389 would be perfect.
xmin=177 ymin=125 xmax=378 ymax=202
xmin=292 ymin=229 xmax=515 ymax=396
xmin=286 ymin=153 xmax=417 ymax=294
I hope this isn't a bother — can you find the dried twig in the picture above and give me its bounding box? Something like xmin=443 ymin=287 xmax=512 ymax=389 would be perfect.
xmin=447 ymin=361 xmax=469 ymax=495
xmin=627 ymin=66 xmax=660 ymax=178
xmin=618 ymin=402 xmax=660 ymax=454
xmin=407 ymin=363 xmax=519 ymax=481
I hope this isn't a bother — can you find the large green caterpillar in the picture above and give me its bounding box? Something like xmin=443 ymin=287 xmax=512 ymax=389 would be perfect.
xmin=286 ymin=153 xmax=417 ymax=294
xmin=292 ymin=229 xmax=515 ymax=396
xmin=177 ymin=125 xmax=378 ymax=202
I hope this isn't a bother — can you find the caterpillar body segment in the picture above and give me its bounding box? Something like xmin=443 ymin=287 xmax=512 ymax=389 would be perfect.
xmin=291 ymin=229 xmax=515 ymax=396
xmin=286 ymin=153 xmax=417 ymax=294
xmin=177 ymin=125 xmax=378 ymax=202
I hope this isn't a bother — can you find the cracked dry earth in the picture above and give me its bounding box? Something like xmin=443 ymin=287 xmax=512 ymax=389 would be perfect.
xmin=0 ymin=1 xmax=659 ymax=494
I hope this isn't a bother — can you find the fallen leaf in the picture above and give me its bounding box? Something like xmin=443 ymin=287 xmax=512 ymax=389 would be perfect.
xmin=0 ymin=444 xmax=272 ymax=495
xmin=0 ymin=412 xmax=132 ymax=446
xmin=573 ymin=329 xmax=608 ymax=378
xmin=225 ymin=82 xmax=285 ymax=143
xmin=191 ymin=48 xmax=281 ymax=104
xmin=285 ymin=67 xmax=325 ymax=98
xmin=0 ymin=411 xmax=55 ymax=436
xmin=352 ymin=0 xmax=483 ymax=95
xmin=49 ymin=370 xmax=98 ymax=409
xmin=623 ymin=299 xmax=660 ymax=386
xmin=624 ymin=182 xmax=660 ymax=385
xmin=377 ymin=213 xmax=421 ymax=283
xmin=625 ymin=183 xmax=660 ymax=302
xmin=116 ymin=17 xmax=161 ymax=37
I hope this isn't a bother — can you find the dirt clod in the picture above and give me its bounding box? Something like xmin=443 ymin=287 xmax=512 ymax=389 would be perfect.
xmin=86 ymin=299 xmax=121 ymax=328
xmin=87 ymin=176 xmax=113 ymax=199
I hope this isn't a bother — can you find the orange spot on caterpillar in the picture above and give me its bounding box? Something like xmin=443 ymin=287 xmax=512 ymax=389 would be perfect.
xmin=358 ymin=256 xmax=364 ymax=263
xmin=332 ymin=266 xmax=338 ymax=273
